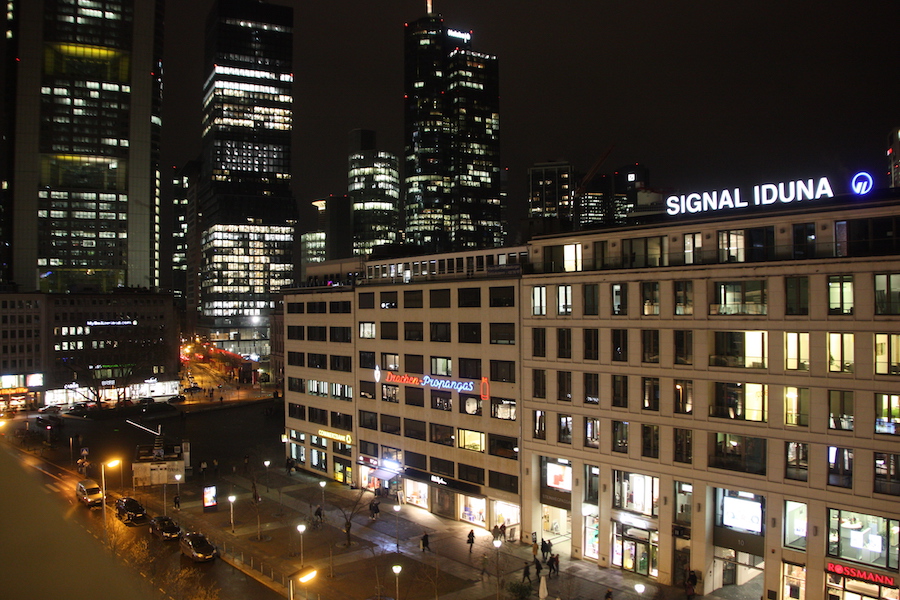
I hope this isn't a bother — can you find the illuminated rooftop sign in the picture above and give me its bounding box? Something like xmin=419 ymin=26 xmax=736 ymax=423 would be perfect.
xmin=447 ymin=29 xmax=471 ymax=42
xmin=666 ymin=177 xmax=834 ymax=217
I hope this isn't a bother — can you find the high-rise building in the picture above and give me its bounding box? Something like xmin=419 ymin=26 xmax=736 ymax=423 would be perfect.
xmin=889 ymin=128 xmax=900 ymax=188
xmin=194 ymin=0 xmax=297 ymax=358
xmin=528 ymin=161 xmax=576 ymax=222
xmin=403 ymin=7 xmax=502 ymax=253
xmin=9 ymin=0 xmax=164 ymax=293
xmin=348 ymin=129 xmax=400 ymax=256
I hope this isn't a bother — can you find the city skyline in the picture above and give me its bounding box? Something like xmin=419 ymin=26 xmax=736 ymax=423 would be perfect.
xmin=161 ymin=0 xmax=900 ymax=229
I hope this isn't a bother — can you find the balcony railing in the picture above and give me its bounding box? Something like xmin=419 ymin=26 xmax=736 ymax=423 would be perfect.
xmin=709 ymin=355 xmax=767 ymax=368
xmin=709 ymin=303 xmax=767 ymax=316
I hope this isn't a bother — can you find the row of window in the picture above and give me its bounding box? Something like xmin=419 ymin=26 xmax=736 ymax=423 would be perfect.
xmin=354 ymin=286 xmax=516 ymax=310
xmin=359 ymin=321 xmax=516 ymax=344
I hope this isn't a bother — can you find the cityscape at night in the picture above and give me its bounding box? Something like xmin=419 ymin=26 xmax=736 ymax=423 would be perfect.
xmin=1 ymin=2 xmax=900 ymax=600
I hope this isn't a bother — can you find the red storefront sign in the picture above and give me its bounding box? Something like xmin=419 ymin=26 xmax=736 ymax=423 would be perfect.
xmin=826 ymin=563 xmax=895 ymax=586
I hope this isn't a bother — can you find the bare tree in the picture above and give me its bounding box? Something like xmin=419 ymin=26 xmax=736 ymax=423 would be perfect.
xmin=413 ymin=552 xmax=446 ymax=600
xmin=329 ymin=487 xmax=374 ymax=546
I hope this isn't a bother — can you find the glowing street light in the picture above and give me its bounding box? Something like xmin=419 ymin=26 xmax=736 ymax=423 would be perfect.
xmin=392 ymin=564 xmax=402 ymax=600
xmin=101 ymin=459 xmax=120 ymax=544
xmin=264 ymin=459 xmax=271 ymax=492
xmin=297 ymin=523 xmax=306 ymax=567
xmin=319 ymin=480 xmax=326 ymax=506
xmin=228 ymin=494 xmax=236 ymax=533
xmin=635 ymin=583 xmax=646 ymax=597
xmin=289 ymin=566 xmax=317 ymax=600
xmin=393 ymin=504 xmax=402 ymax=552
xmin=493 ymin=538 xmax=502 ymax=600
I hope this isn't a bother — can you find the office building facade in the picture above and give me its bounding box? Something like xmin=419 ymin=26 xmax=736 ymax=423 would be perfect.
xmin=10 ymin=0 xmax=164 ymax=293
xmin=403 ymin=10 xmax=503 ymax=253
xmin=348 ymin=130 xmax=400 ymax=256
xmin=194 ymin=0 xmax=296 ymax=358
xmin=283 ymin=171 xmax=900 ymax=600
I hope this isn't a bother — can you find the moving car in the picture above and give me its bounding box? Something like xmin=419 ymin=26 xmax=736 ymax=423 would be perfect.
xmin=179 ymin=532 xmax=218 ymax=562
xmin=167 ymin=395 xmax=186 ymax=403
xmin=75 ymin=479 xmax=103 ymax=508
xmin=148 ymin=516 xmax=181 ymax=540
xmin=115 ymin=497 xmax=147 ymax=523
xmin=38 ymin=405 xmax=62 ymax=414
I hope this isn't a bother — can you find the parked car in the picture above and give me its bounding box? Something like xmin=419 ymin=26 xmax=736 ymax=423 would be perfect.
xmin=35 ymin=415 xmax=63 ymax=428
xmin=75 ymin=479 xmax=103 ymax=508
xmin=179 ymin=532 xmax=218 ymax=562
xmin=148 ymin=516 xmax=181 ymax=540
xmin=38 ymin=405 xmax=62 ymax=414
xmin=167 ymin=395 xmax=186 ymax=404
xmin=115 ymin=497 xmax=147 ymax=523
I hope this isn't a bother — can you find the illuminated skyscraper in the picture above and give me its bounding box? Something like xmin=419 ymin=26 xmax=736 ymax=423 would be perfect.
xmin=9 ymin=0 xmax=164 ymax=292
xmin=195 ymin=0 xmax=296 ymax=358
xmin=889 ymin=127 xmax=900 ymax=188
xmin=528 ymin=161 xmax=576 ymax=222
xmin=348 ymin=129 xmax=400 ymax=256
xmin=403 ymin=7 xmax=503 ymax=253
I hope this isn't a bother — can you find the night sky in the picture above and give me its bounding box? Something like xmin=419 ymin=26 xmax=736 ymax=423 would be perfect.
xmin=162 ymin=0 xmax=900 ymax=226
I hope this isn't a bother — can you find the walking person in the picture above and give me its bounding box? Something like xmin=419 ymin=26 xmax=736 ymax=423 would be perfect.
xmin=531 ymin=540 xmax=539 ymax=561
xmin=421 ymin=532 xmax=431 ymax=552
xmin=546 ymin=538 xmax=553 ymax=558
xmin=533 ymin=557 xmax=543 ymax=580
xmin=480 ymin=553 xmax=489 ymax=578
xmin=173 ymin=495 xmax=180 ymax=511
xmin=540 ymin=538 xmax=549 ymax=561
xmin=499 ymin=523 xmax=506 ymax=541
xmin=467 ymin=529 xmax=475 ymax=553
xmin=314 ymin=504 xmax=323 ymax=522
xmin=492 ymin=524 xmax=501 ymax=540
xmin=521 ymin=562 xmax=532 ymax=584
xmin=605 ymin=589 xmax=613 ymax=600
xmin=372 ymin=501 xmax=380 ymax=519
xmin=549 ymin=554 xmax=559 ymax=577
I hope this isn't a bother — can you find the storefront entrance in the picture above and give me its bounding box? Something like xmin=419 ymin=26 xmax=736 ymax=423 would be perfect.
xmin=542 ymin=504 xmax=570 ymax=537
xmin=612 ymin=521 xmax=659 ymax=578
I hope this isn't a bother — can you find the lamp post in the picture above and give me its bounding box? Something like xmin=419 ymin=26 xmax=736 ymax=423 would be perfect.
xmin=635 ymin=583 xmax=646 ymax=598
xmin=392 ymin=564 xmax=402 ymax=600
xmin=101 ymin=459 xmax=120 ymax=544
xmin=319 ymin=480 xmax=326 ymax=506
xmin=297 ymin=523 xmax=306 ymax=567
xmin=264 ymin=460 xmax=271 ymax=492
xmin=393 ymin=504 xmax=401 ymax=552
xmin=228 ymin=494 xmax=236 ymax=533
xmin=175 ymin=473 xmax=182 ymax=496
xmin=290 ymin=566 xmax=317 ymax=600
xmin=493 ymin=538 xmax=502 ymax=600
xmin=163 ymin=479 xmax=167 ymax=517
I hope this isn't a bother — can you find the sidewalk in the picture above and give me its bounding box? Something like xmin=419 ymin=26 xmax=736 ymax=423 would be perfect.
xmin=144 ymin=466 xmax=694 ymax=600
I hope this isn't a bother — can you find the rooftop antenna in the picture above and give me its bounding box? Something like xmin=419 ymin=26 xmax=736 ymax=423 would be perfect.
xmin=426 ymin=0 xmax=432 ymax=14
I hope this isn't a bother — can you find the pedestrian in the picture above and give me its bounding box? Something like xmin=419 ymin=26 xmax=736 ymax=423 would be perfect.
xmin=369 ymin=501 xmax=376 ymax=519
xmin=532 ymin=540 xmax=539 ymax=560
xmin=499 ymin=523 xmax=506 ymax=541
xmin=467 ymin=529 xmax=475 ymax=553
xmin=541 ymin=538 xmax=549 ymax=561
xmin=315 ymin=504 xmax=323 ymax=522
xmin=200 ymin=460 xmax=207 ymax=481
xmin=480 ymin=553 xmax=489 ymax=577
xmin=605 ymin=589 xmax=613 ymax=600
xmin=285 ymin=457 xmax=292 ymax=475
xmin=219 ymin=396 xmax=224 ymax=403
xmin=492 ymin=524 xmax=500 ymax=540
xmin=373 ymin=501 xmax=380 ymax=519
xmin=547 ymin=538 xmax=553 ymax=557
xmin=243 ymin=454 xmax=249 ymax=474
xmin=173 ymin=495 xmax=180 ymax=510
xmin=421 ymin=532 xmax=431 ymax=552
xmin=534 ymin=557 xmax=542 ymax=579
xmin=213 ymin=458 xmax=219 ymax=477
xmin=549 ymin=554 xmax=559 ymax=577
xmin=521 ymin=562 xmax=532 ymax=584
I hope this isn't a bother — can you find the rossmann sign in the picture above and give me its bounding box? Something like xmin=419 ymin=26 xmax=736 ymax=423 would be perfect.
xmin=826 ymin=563 xmax=895 ymax=586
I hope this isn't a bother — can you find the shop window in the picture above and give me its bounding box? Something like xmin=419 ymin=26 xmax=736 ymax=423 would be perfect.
xmin=310 ymin=449 xmax=327 ymax=473
xmin=430 ymin=322 xmax=451 ymax=342
xmin=674 ymin=482 xmax=692 ymax=525
xmin=558 ymin=414 xmax=572 ymax=444
xmin=583 ymin=283 xmax=599 ymax=316
xmin=785 ymin=441 xmax=809 ymax=482
xmin=675 ymin=280 xmax=693 ymax=315
xmin=674 ymin=429 xmax=692 ymax=464
xmin=641 ymin=282 xmax=660 ymax=315
xmin=612 ymin=375 xmax=628 ymax=408
xmin=404 ymin=322 xmax=423 ymax=341
xmin=828 ymin=275 xmax=854 ymax=315
xmin=532 ymin=286 xmax=546 ymax=316
xmin=533 ymin=410 xmax=546 ymax=440
xmin=585 ymin=465 xmax=600 ymax=504
xmin=458 ymin=322 xmax=481 ymax=344
xmin=783 ymin=563 xmax=806 ymax=600
xmin=784 ymin=387 xmax=809 ymax=426
xmin=829 ymin=390 xmax=854 ymax=430
xmin=641 ymin=424 xmax=659 ymax=458
xmin=642 ymin=377 xmax=659 ymax=411
xmin=711 ymin=382 xmax=767 ymax=422
xmin=641 ymin=330 xmax=659 ymax=363
xmin=674 ymin=380 xmax=693 ymax=414
xmin=460 ymin=394 xmax=481 ymax=416
xmin=827 ymin=508 xmax=900 ymax=570
xmin=532 ymin=327 xmax=545 ymax=357
xmin=612 ymin=329 xmax=628 ymax=361
xmin=458 ymin=429 xmax=485 ymax=452
xmin=584 ymin=417 xmax=600 ymax=448
xmin=875 ymin=333 xmax=900 ymax=375
xmin=876 ymin=393 xmax=900 ymax=435
xmin=429 ymin=423 xmax=454 ymax=446
xmin=874 ymin=453 xmax=900 ymax=495
xmin=533 ymin=369 xmax=546 ymax=399
xmin=490 ymin=397 xmax=516 ymax=420
xmin=612 ymin=421 xmax=628 ymax=453
xmin=611 ymin=283 xmax=627 ymax=315
xmin=785 ymin=276 xmax=809 ymax=315
xmin=557 ymin=328 xmax=571 ymax=358
xmin=584 ymin=373 xmax=599 ymax=405
xmin=557 ymin=285 xmax=572 ymax=315
xmin=710 ymin=433 xmax=767 ymax=475
xmin=557 ymin=371 xmax=572 ymax=402
xmin=827 ymin=446 xmax=853 ymax=488
xmin=613 ymin=470 xmax=659 ymax=517
xmin=715 ymin=488 xmax=765 ymax=535
xmin=828 ymin=332 xmax=854 ymax=373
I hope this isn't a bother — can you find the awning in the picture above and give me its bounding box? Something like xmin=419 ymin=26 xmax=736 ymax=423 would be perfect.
xmin=371 ymin=469 xmax=399 ymax=480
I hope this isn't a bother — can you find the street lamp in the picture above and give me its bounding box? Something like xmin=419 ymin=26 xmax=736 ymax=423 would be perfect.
xmin=290 ymin=566 xmax=317 ymax=600
xmin=264 ymin=459 xmax=271 ymax=492
xmin=392 ymin=564 xmax=402 ymax=600
xmin=297 ymin=523 xmax=306 ymax=566
xmin=393 ymin=504 xmax=401 ymax=552
xmin=228 ymin=494 xmax=236 ymax=533
xmin=493 ymin=538 xmax=502 ymax=600
xmin=635 ymin=583 xmax=646 ymax=597
xmin=101 ymin=459 xmax=120 ymax=544
xmin=319 ymin=480 xmax=326 ymax=506
xmin=175 ymin=473 xmax=182 ymax=496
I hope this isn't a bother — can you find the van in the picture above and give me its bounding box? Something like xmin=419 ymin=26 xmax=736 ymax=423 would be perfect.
xmin=75 ymin=479 xmax=103 ymax=508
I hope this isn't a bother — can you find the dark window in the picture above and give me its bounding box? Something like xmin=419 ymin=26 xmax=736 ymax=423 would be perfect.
xmin=287 ymin=325 xmax=305 ymax=340
xmin=488 ymin=434 xmax=518 ymax=460
xmin=308 ymin=326 xmax=326 ymax=341
xmin=612 ymin=421 xmax=628 ymax=453
xmin=287 ymin=302 xmax=305 ymax=314
xmin=612 ymin=329 xmax=628 ymax=361
xmin=489 ymin=286 xmax=515 ymax=307
xmin=405 ymin=386 xmax=424 ymax=407
xmin=533 ymin=369 xmax=546 ymax=398
xmin=612 ymin=375 xmax=628 ymax=408
xmin=641 ymin=424 xmax=660 ymax=458
xmin=307 ymin=353 xmax=327 ymax=369
xmin=359 ymin=410 xmax=377 ymax=430
xmin=309 ymin=407 xmax=328 ymax=425
xmin=642 ymin=330 xmax=659 ymax=363
xmin=584 ymin=373 xmax=599 ymax=404
xmin=458 ymin=463 xmax=485 ymax=485
xmin=458 ymin=322 xmax=482 ymax=343
xmin=642 ymin=377 xmax=660 ymax=410
xmin=458 ymin=288 xmax=481 ymax=307
xmin=458 ymin=357 xmax=482 ymax=379
xmin=583 ymin=284 xmax=599 ymax=316
xmin=532 ymin=328 xmax=546 ymax=357
xmin=430 ymin=322 xmax=451 ymax=342
xmin=405 ymin=451 xmax=427 ymax=470
xmin=380 ymin=292 xmax=398 ymax=309
xmin=360 ymin=440 xmax=378 ymax=457
xmin=785 ymin=441 xmax=808 ymax=481
xmin=381 ymin=322 xmax=398 ymax=340
xmin=330 ymin=355 xmax=352 ymax=372
xmin=404 ymin=290 xmax=423 ymax=308
xmin=490 ymin=360 xmax=516 ymax=383
xmin=331 ymin=412 xmax=352 ymax=431
xmin=430 ymin=423 xmax=454 ymax=445
xmin=792 ymin=223 xmax=816 ymax=259
xmin=307 ymin=302 xmax=327 ymax=314
xmin=490 ymin=323 xmax=516 ymax=345
xmin=828 ymin=447 xmax=854 ymax=488
xmin=330 ymin=301 xmax=351 ymax=313
xmin=674 ymin=429 xmax=692 ymax=464
xmin=359 ymin=292 xmax=375 ymax=309
xmin=709 ymin=433 xmax=767 ymax=475
xmin=405 ymin=354 xmax=424 ymax=374
xmin=584 ymin=328 xmax=599 ymax=360
xmin=404 ymin=322 xmax=424 ymax=341
xmin=288 ymin=403 xmax=306 ymax=420
xmin=675 ymin=330 xmax=693 ymax=365
xmin=785 ymin=276 xmax=809 ymax=316
xmin=489 ymin=470 xmax=518 ymax=494
xmin=430 ymin=289 xmax=451 ymax=308
xmin=431 ymin=457 xmax=454 ymax=477
xmin=674 ymin=280 xmax=693 ymax=315
xmin=404 ymin=419 xmax=426 ymax=440
xmin=287 ymin=351 xmax=305 ymax=367
xmin=330 ymin=326 xmax=352 ymax=343
xmin=875 ymin=453 xmax=900 ymax=495
xmin=381 ymin=414 xmax=401 ymax=435
xmin=359 ymin=351 xmax=376 ymax=369
xmin=557 ymin=371 xmax=572 ymax=401
xmin=557 ymin=328 xmax=572 ymax=358
xmin=287 ymin=377 xmax=305 ymax=393
xmin=359 ymin=381 xmax=376 ymax=399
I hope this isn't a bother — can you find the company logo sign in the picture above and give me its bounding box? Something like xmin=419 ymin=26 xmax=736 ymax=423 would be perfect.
xmin=382 ymin=370 xmax=475 ymax=393
xmin=851 ymin=172 xmax=874 ymax=195
xmin=826 ymin=563 xmax=895 ymax=586
xmin=666 ymin=177 xmax=834 ymax=216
